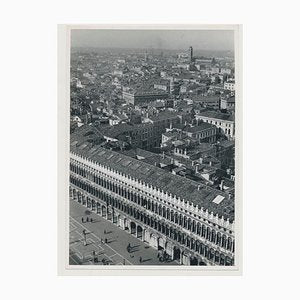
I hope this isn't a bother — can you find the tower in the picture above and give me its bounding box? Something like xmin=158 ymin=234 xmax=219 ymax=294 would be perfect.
xmin=188 ymin=46 xmax=193 ymax=62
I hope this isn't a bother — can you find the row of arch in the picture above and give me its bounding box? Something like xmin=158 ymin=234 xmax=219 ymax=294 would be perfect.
xmin=69 ymin=173 xmax=235 ymax=253
xmin=70 ymin=186 xmax=234 ymax=266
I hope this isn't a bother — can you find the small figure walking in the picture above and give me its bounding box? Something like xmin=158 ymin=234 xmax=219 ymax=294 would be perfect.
xmin=86 ymin=217 xmax=89 ymax=222
xmin=105 ymin=238 xmax=108 ymax=244
xmin=104 ymin=229 xmax=106 ymax=234
xmin=90 ymin=218 xmax=93 ymax=223
xmin=81 ymin=217 xmax=84 ymax=223
xmin=92 ymin=250 xmax=97 ymax=263
xmin=139 ymin=256 xmax=142 ymax=263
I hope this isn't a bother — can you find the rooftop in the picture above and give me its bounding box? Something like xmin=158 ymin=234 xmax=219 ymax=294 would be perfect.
xmin=148 ymin=111 xmax=179 ymax=122
xmin=192 ymin=95 xmax=220 ymax=103
xmin=70 ymin=140 xmax=234 ymax=222
xmin=183 ymin=123 xmax=215 ymax=133
xmin=196 ymin=111 xmax=234 ymax=121
xmin=100 ymin=123 xmax=153 ymax=139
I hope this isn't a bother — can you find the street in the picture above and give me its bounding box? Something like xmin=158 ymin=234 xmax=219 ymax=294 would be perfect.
xmin=69 ymin=199 xmax=179 ymax=265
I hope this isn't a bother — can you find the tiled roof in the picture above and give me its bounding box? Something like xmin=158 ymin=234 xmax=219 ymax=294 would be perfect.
xmin=148 ymin=111 xmax=179 ymax=122
xmin=183 ymin=123 xmax=215 ymax=133
xmin=70 ymin=140 xmax=234 ymax=222
xmin=196 ymin=111 xmax=234 ymax=121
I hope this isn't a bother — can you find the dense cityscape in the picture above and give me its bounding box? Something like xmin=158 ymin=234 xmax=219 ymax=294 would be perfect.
xmin=69 ymin=42 xmax=236 ymax=266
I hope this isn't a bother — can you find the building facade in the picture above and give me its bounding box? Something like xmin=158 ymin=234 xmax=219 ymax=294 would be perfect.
xmin=195 ymin=113 xmax=235 ymax=140
xmin=181 ymin=124 xmax=217 ymax=143
xmin=101 ymin=123 xmax=162 ymax=150
xmin=220 ymin=96 xmax=235 ymax=111
xmin=69 ymin=145 xmax=235 ymax=266
xmin=123 ymin=90 xmax=169 ymax=105
xmin=224 ymin=80 xmax=235 ymax=91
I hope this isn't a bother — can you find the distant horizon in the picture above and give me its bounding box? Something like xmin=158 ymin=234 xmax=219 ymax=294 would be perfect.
xmin=71 ymin=30 xmax=234 ymax=52
xmin=71 ymin=45 xmax=234 ymax=53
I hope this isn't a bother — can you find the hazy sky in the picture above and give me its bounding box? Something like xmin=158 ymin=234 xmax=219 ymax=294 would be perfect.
xmin=71 ymin=29 xmax=234 ymax=51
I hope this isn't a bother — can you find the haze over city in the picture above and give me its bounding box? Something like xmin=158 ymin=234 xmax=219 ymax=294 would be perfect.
xmin=71 ymin=29 xmax=234 ymax=52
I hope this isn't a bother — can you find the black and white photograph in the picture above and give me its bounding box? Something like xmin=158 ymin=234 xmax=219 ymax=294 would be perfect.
xmin=3 ymin=0 xmax=300 ymax=297
xmin=62 ymin=25 xmax=241 ymax=273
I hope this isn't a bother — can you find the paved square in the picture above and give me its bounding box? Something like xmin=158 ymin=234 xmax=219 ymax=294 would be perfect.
xmin=69 ymin=200 xmax=180 ymax=266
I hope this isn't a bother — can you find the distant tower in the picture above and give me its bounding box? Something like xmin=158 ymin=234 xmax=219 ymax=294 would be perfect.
xmin=188 ymin=46 xmax=193 ymax=62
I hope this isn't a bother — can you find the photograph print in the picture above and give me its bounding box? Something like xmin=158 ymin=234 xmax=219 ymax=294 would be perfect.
xmin=65 ymin=25 xmax=241 ymax=273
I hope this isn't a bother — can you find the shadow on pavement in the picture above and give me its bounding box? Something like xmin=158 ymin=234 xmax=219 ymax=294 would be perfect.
xmin=129 ymin=248 xmax=140 ymax=253
xmin=107 ymin=239 xmax=116 ymax=243
xmin=70 ymin=239 xmax=81 ymax=245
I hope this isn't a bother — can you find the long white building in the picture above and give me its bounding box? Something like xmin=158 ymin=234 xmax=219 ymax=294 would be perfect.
xmin=69 ymin=140 xmax=235 ymax=266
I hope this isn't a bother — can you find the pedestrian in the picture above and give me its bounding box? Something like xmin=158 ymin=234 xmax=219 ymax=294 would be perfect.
xmin=81 ymin=217 xmax=84 ymax=223
xmin=86 ymin=217 xmax=89 ymax=222
xmin=105 ymin=238 xmax=108 ymax=243
xmin=92 ymin=250 xmax=97 ymax=263
xmin=139 ymin=256 xmax=142 ymax=263
xmin=90 ymin=218 xmax=93 ymax=223
xmin=104 ymin=229 xmax=106 ymax=234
